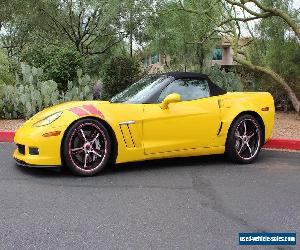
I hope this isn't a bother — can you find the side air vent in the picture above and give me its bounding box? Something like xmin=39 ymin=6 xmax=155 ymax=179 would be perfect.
xmin=217 ymin=122 xmax=223 ymax=136
xmin=119 ymin=121 xmax=138 ymax=148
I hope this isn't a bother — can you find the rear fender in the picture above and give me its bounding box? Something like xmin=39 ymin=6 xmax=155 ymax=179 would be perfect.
xmin=218 ymin=93 xmax=275 ymax=143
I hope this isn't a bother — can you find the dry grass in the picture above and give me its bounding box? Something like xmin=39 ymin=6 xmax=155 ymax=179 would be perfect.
xmin=0 ymin=111 xmax=299 ymax=139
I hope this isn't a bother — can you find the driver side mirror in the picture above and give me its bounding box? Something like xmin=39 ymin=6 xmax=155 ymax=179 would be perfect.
xmin=160 ymin=93 xmax=181 ymax=110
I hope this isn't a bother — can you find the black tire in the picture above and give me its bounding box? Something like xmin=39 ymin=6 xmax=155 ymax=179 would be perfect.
xmin=62 ymin=118 xmax=111 ymax=176
xmin=225 ymin=114 xmax=263 ymax=164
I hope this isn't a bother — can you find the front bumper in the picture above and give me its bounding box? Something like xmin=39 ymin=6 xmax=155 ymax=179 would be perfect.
xmin=14 ymin=158 xmax=60 ymax=168
xmin=13 ymin=124 xmax=67 ymax=167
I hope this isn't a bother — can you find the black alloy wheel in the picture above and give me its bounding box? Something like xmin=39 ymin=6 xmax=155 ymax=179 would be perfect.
xmin=62 ymin=118 xmax=111 ymax=176
xmin=226 ymin=114 xmax=263 ymax=164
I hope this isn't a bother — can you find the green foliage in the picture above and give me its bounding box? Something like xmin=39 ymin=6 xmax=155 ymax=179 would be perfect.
xmin=63 ymin=70 xmax=93 ymax=102
xmin=1 ymin=0 xmax=299 ymax=114
xmin=0 ymin=0 xmax=126 ymax=86
xmin=22 ymin=45 xmax=83 ymax=91
xmin=250 ymin=10 xmax=300 ymax=83
xmin=0 ymin=64 xmax=93 ymax=119
xmin=243 ymin=0 xmax=300 ymax=110
xmin=102 ymin=55 xmax=141 ymax=98
xmin=238 ymin=66 xmax=294 ymax=111
xmin=0 ymin=49 xmax=14 ymax=86
xmin=204 ymin=65 xmax=243 ymax=92
xmin=118 ymin=0 xmax=155 ymax=55
xmin=143 ymin=0 xmax=222 ymax=72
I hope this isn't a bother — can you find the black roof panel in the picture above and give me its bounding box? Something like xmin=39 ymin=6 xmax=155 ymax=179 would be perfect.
xmin=164 ymin=72 xmax=209 ymax=79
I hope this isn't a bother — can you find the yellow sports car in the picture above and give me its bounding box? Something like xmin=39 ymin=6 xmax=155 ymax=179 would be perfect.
xmin=13 ymin=72 xmax=275 ymax=176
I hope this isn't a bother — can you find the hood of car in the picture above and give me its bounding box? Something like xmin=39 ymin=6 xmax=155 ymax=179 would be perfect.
xmin=24 ymin=100 xmax=110 ymax=125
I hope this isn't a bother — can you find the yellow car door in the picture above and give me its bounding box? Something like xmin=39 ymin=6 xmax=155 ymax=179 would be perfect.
xmin=142 ymin=78 xmax=221 ymax=155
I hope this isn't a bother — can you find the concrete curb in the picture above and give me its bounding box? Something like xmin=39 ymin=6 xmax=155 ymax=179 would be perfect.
xmin=0 ymin=131 xmax=15 ymax=142
xmin=263 ymin=138 xmax=300 ymax=151
xmin=1 ymin=131 xmax=300 ymax=151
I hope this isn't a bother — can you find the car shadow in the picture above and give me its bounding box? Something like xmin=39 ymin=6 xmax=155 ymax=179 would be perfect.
xmin=109 ymin=154 xmax=227 ymax=175
xmin=15 ymin=164 xmax=71 ymax=178
xmin=15 ymin=154 xmax=229 ymax=178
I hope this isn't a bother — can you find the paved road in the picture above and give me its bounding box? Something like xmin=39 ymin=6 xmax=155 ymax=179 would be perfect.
xmin=0 ymin=143 xmax=299 ymax=250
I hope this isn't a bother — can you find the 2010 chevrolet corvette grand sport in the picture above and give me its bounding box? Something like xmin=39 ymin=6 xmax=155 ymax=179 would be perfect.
xmin=13 ymin=72 xmax=275 ymax=176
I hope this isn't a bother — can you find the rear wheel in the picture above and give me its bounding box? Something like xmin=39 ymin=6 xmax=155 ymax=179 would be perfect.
xmin=62 ymin=118 xmax=111 ymax=176
xmin=226 ymin=114 xmax=263 ymax=164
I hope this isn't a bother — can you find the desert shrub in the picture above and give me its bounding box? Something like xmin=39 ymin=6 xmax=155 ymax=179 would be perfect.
xmin=62 ymin=69 xmax=93 ymax=102
xmin=0 ymin=64 xmax=93 ymax=119
xmin=204 ymin=65 xmax=243 ymax=92
xmin=102 ymin=55 xmax=141 ymax=99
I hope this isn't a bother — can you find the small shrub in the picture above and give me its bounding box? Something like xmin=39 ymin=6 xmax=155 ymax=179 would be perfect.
xmin=22 ymin=45 xmax=83 ymax=92
xmin=92 ymin=82 xmax=103 ymax=100
xmin=204 ymin=65 xmax=243 ymax=92
xmin=102 ymin=55 xmax=141 ymax=99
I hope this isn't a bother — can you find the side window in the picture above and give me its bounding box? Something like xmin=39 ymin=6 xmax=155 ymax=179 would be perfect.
xmin=157 ymin=78 xmax=210 ymax=102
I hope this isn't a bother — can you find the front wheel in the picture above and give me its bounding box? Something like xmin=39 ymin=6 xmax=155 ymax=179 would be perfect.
xmin=226 ymin=114 xmax=263 ymax=164
xmin=62 ymin=118 xmax=111 ymax=176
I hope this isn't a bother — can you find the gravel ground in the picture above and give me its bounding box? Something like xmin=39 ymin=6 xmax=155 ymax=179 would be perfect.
xmin=0 ymin=119 xmax=24 ymax=131
xmin=272 ymin=112 xmax=300 ymax=140
xmin=0 ymin=112 xmax=299 ymax=139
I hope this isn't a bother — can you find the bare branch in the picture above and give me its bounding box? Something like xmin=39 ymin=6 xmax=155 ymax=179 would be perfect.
xmin=223 ymin=0 xmax=272 ymax=18
xmin=85 ymin=39 xmax=122 ymax=55
xmin=224 ymin=0 xmax=300 ymax=38
xmin=39 ymin=8 xmax=76 ymax=44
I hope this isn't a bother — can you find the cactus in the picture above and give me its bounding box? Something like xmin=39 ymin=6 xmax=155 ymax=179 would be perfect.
xmin=0 ymin=64 xmax=93 ymax=119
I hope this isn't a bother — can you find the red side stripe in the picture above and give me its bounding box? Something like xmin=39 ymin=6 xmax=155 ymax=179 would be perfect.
xmin=69 ymin=107 xmax=89 ymax=117
xmin=82 ymin=104 xmax=104 ymax=118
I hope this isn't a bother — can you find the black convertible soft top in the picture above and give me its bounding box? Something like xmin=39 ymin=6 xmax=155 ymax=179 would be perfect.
xmin=161 ymin=72 xmax=227 ymax=97
xmin=164 ymin=71 xmax=209 ymax=79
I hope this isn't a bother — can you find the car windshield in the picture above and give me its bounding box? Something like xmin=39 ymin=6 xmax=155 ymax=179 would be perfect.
xmin=110 ymin=75 xmax=169 ymax=103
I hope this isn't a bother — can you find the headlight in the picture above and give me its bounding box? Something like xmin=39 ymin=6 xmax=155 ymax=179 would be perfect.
xmin=33 ymin=112 xmax=63 ymax=127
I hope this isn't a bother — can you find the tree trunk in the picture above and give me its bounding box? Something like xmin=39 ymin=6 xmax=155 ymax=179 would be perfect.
xmin=196 ymin=44 xmax=204 ymax=72
xmin=234 ymin=55 xmax=300 ymax=113
xmin=129 ymin=3 xmax=133 ymax=58
xmin=129 ymin=32 xmax=133 ymax=57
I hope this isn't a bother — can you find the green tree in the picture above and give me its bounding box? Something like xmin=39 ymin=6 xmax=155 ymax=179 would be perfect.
xmin=21 ymin=44 xmax=83 ymax=91
xmin=102 ymin=55 xmax=141 ymax=98
xmin=35 ymin=0 xmax=123 ymax=56
xmin=143 ymin=0 xmax=223 ymax=72
xmin=0 ymin=49 xmax=14 ymax=86
xmin=117 ymin=0 xmax=155 ymax=57
xmin=0 ymin=0 xmax=133 ymax=88
xmin=175 ymin=0 xmax=300 ymax=112
xmin=222 ymin=0 xmax=300 ymax=112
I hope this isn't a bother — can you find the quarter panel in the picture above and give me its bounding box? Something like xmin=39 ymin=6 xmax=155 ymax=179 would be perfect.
xmin=218 ymin=92 xmax=275 ymax=144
